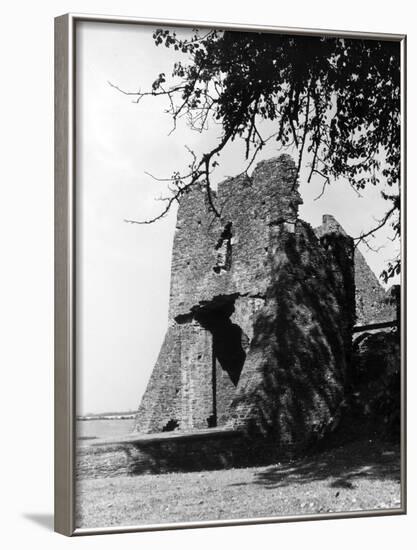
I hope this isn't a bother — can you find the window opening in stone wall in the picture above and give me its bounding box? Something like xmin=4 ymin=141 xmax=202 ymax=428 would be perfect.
xmin=213 ymin=222 xmax=233 ymax=273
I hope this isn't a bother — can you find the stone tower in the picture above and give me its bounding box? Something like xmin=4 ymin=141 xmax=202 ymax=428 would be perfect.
xmin=133 ymin=155 xmax=366 ymax=454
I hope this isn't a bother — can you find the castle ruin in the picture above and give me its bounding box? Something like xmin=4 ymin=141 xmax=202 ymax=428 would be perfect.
xmin=133 ymin=154 xmax=396 ymax=456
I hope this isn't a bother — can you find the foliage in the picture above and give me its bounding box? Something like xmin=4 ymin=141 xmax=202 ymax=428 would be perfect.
xmin=113 ymin=29 xmax=401 ymax=278
xmin=349 ymin=330 xmax=400 ymax=439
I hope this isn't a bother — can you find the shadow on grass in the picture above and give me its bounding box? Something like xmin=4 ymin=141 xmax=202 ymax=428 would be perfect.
xmin=231 ymin=440 xmax=400 ymax=490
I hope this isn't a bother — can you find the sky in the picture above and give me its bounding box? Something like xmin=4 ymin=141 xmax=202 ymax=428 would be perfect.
xmin=75 ymin=21 xmax=400 ymax=415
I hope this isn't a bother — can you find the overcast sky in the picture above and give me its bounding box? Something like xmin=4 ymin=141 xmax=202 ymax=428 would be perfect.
xmin=75 ymin=21 xmax=399 ymax=415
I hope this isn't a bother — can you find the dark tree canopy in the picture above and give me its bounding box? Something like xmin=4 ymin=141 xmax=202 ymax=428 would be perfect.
xmin=112 ymin=29 xmax=401 ymax=281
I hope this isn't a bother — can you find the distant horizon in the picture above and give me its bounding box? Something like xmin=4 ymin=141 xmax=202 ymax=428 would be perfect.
xmin=77 ymin=409 xmax=137 ymax=418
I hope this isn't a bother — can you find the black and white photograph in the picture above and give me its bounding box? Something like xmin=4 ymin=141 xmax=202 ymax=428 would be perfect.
xmin=67 ymin=17 xmax=404 ymax=532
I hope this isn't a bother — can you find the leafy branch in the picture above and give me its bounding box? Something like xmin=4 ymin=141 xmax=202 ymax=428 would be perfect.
xmin=112 ymin=29 xmax=401 ymax=280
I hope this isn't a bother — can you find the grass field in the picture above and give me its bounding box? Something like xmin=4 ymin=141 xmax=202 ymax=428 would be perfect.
xmin=76 ymin=438 xmax=401 ymax=529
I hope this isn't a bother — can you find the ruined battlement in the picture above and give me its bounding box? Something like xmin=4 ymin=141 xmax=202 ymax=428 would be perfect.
xmin=168 ymin=154 xmax=302 ymax=321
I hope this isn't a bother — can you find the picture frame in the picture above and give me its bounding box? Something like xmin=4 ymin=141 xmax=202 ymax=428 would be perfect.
xmin=55 ymin=13 xmax=407 ymax=536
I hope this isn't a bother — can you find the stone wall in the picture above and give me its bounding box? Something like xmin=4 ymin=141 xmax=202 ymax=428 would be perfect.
xmin=135 ymin=155 xmax=302 ymax=434
xmin=168 ymin=155 xmax=302 ymax=320
xmin=315 ymin=214 xmax=396 ymax=325
xmin=354 ymin=251 xmax=396 ymax=325
xmin=77 ymin=429 xmax=265 ymax=479
xmin=228 ymin=220 xmax=355 ymax=453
